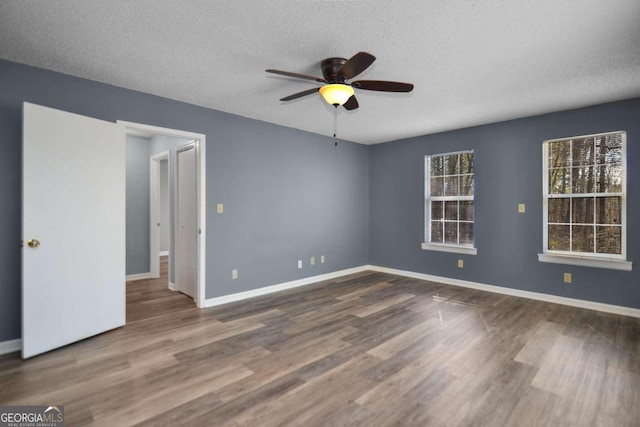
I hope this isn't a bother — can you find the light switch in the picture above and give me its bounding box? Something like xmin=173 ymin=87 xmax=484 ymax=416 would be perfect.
xmin=321 ymin=255 xmax=325 ymax=264
xmin=232 ymin=269 xmax=238 ymax=279
xmin=311 ymin=256 xmax=315 ymax=265
xmin=217 ymin=203 xmax=224 ymax=214
xmin=458 ymin=259 xmax=464 ymax=268
xmin=518 ymin=203 xmax=526 ymax=213
xmin=564 ymin=272 xmax=571 ymax=283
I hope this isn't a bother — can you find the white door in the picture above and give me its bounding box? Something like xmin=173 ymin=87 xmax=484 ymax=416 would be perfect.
xmin=22 ymin=103 xmax=125 ymax=359
xmin=175 ymin=142 xmax=197 ymax=298
xmin=149 ymin=151 xmax=170 ymax=280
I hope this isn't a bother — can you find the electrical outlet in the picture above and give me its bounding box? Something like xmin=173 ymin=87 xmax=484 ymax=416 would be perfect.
xmin=217 ymin=203 xmax=224 ymax=214
xmin=297 ymin=260 xmax=302 ymax=269
xmin=564 ymin=272 xmax=572 ymax=283
xmin=518 ymin=203 xmax=526 ymax=213
xmin=232 ymin=269 xmax=238 ymax=279
xmin=310 ymin=256 xmax=315 ymax=265
xmin=458 ymin=259 xmax=464 ymax=268
xmin=321 ymin=255 xmax=325 ymax=264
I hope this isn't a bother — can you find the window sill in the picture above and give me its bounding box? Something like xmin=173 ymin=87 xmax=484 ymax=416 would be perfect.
xmin=538 ymin=253 xmax=632 ymax=271
xmin=421 ymin=243 xmax=477 ymax=255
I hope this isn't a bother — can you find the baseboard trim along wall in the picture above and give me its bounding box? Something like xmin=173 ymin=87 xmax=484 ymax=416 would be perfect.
xmin=368 ymin=265 xmax=640 ymax=319
xmin=201 ymin=266 xmax=370 ymax=308
xmin=0 ymin=338 xmax=22 ymax=355
xmin=126 ymin=272 xmax=153 ymax=281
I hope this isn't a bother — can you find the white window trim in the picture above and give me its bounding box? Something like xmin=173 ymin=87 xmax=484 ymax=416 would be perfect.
xmin=538 ymin=253 xmax=632 ymax=271
xmin=422 ymin=242 xmax=478 ymax=255
xmin=541 ymin=130 xmax=630 ymax=270
xmin=424 ymin=150 xmax=477 ymax=255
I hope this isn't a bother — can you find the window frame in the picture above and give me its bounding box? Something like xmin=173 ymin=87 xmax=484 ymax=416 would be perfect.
xmin=539 ymin=130 xmax=631 ymax=271
xmin=422 ymin=150 xmax=477 ymax=255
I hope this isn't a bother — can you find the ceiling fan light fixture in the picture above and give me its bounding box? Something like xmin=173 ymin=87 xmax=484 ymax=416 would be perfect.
xmin=319 ymin=84 xmax=354 ymax=106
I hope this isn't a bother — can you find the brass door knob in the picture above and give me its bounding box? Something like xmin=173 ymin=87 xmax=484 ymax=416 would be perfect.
xmin=27 ymin=239 xmax=40 ymax=248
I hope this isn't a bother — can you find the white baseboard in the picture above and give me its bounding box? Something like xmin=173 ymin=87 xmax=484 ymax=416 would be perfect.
xmin=168 ymin=282 xmax=177 ymax=291
xmin=368 ymin=265 xmax=640 ymax=319
xmin=202 ymin=266 xmax=369 ymax=308
xmin=126 ymin=272 xmax=153 ymax=282
xmin=159 ymin=251 xmax=169 ymax=257
xmin=0 ymin=338 xmax=22 ymax=355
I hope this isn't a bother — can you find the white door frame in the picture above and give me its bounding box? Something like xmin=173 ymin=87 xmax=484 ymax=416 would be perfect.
xmin=150 ymin=150 xmax=170 ymax=281
xmin=118 ymin=120 xmax=206 ymax=307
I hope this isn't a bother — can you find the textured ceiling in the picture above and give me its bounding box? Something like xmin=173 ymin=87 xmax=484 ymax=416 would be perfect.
xmin=1 ymin=1 xmax=639 ymax=144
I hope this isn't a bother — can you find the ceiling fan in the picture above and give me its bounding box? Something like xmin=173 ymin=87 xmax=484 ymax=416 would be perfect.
xmin=266 ymin=52 xmax=414 ymax=110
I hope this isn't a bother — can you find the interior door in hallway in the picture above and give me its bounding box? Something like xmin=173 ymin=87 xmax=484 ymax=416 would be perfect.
xmin=174 ymin=142 xmax=197 ymax=299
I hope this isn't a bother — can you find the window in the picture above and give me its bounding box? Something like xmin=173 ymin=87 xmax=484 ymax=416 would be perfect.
xmin=540 ymin=131 xmax=631 ymax=270
xmin=423 ymin=151 xmax=476 ymax=255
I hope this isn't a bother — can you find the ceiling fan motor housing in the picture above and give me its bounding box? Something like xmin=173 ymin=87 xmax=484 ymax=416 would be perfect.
xmin=321 ymin=58 xmax=348 ymax=83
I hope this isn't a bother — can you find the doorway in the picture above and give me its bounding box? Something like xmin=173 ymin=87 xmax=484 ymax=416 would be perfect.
xmin=121 ymin=121 xmax=206 ymax=307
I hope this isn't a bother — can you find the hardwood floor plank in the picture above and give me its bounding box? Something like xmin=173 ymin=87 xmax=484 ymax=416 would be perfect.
xmin=174 ymin=374 xmax=305 ymax=427
xmin=352 ymin=293 xmax=416 ymax=317
xmin=361 ymin=367 xmax=456 ymax=426
xmin=355 ymin=350 xmax=446 ymax=409
xmin=216 ymin=328 xmax=357 ymax=403
xmin=90 ymin=363 xmax=254 ymax=426
xmin=514 ymin=320 xmax=565 ymax=367
xmin=458 ymin=361 xmax=538 ymax=427
xmin=529 ymin=333 xmax=586 ymax=394
xmin=503 ymin=386 xmax=558 ymax=426
xmin=232 ymin=353 xmax=380 ymax=427
xmin=596 ymin=364 xmax=640 ymax=426
xmin=335 ymin=281 xmax=393 ymax=301
xmin=366 ymin=318 xmax=440 ymax=360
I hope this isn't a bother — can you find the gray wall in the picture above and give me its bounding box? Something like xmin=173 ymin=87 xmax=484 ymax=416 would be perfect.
xmin=369 ymin=99 xmax=640 ymax=309
xmin=0 ymin=59 xmax=369 ymax=342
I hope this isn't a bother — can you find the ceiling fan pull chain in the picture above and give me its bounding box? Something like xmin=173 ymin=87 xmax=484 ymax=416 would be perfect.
xmin=333 ymin=105 xmax=338 ymax=146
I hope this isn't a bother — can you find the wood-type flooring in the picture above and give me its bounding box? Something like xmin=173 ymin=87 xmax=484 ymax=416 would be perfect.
xmin=1 ymin=258 xmax=639 ymax=426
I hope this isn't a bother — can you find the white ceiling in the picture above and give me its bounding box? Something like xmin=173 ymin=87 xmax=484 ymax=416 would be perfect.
xmin=1 ymin=1 xmax=639 ymax=144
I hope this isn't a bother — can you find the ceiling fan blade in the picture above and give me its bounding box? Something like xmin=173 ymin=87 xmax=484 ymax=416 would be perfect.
xmin=337 ymin=52 xmax=376 ymax=80
xmin=352 ymin=80 xmax=414 ymax=92
xmin=266 ymin=69 xmax=326 ymax=83
xmin=343 ymin=95 xmax=359 ymax=110
xmin=280 ymin=87 xmax=319 ymax=101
